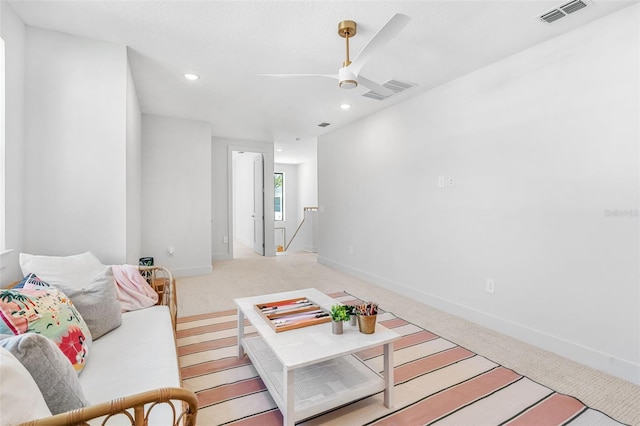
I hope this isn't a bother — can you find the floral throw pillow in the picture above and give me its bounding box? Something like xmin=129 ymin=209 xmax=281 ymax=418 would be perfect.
xmin=0 ymin=287 xmax=92 ymax=373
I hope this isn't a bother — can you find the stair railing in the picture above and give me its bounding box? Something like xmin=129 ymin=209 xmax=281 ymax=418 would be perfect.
xmin=285 ymin=207 xmax=318 ymax=252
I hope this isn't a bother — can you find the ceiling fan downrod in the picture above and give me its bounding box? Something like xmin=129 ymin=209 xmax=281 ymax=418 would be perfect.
xmin=338 ymin=20 xmax=357 ymax=89
xmin=338 ymin=20 xmax=356 ymax=66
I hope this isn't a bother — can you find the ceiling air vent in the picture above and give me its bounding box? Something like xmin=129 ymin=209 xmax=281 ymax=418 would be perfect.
xmin=363 ymin=91 xmax=388 ymax=101
xmin=318 ymin=122 xmax=331 ymax=127
xmin=560 ymin=0 xmax=588 ymax=14
xmin=538 ymin=0 xmax=589 ymax=23
xmin=540 ymin=9 xmax=566 ymax=23
xmin=384 ymin=79 xmax=416 ymax=93
xmin=363 ymin=79 xmax=417 ymax=101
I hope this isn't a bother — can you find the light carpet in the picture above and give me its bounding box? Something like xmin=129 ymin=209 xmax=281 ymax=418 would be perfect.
xmin=176 ymin=291 xmax=626 ymax=425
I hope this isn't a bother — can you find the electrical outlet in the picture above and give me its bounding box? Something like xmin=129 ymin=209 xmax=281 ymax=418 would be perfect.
xmin=223 ymin=236 xmax=229 ymax=244
xmin=438 ymin=176 xmax=445 ymax=188
xmin=448 ymin=176 xmax=455 ymax=186
xmin=486 ymin=279 xmax=495 ymax=294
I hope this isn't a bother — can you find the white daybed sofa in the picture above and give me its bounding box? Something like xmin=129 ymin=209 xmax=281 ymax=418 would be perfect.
xmin=0 ymin=253 xmax=197 ymax=426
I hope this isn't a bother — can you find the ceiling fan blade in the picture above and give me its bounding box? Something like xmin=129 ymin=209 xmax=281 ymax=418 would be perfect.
xmin=258 ymin=73 xmax=339 ymax=80
xmin=357 ymin=75 xmax=395 ymax=97
xmin=349 ymin=13 xmax=411 ymax=76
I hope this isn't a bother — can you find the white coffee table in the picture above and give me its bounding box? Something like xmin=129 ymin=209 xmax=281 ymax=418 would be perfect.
xmin=235 ymin=288 xmax=400 ymax=426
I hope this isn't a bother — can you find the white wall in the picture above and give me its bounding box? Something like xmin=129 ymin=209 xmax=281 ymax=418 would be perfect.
xmin=0 ymin=14 xmax=209 ymax=279
xmin=125 ymin=54 xmax=142 ymax=265
xmin=23 ymin=27 xmax=129 ymax=265
xmin=318 ymin=6 xmax=639 ymax=383
xmin=211 ymin=137 xmax=275 ymax=260
xmin=297 ymin=138 xmax=318 ymax=223
xmin=0 ymin=2 xmax=24 ymax=285
xmin=141 ymin=114 xmax=212 ymax=276
xmin=296 ymin=142 xmax=319 ymax=252
xmin=274 ymin=163 xmax=299 ymax=251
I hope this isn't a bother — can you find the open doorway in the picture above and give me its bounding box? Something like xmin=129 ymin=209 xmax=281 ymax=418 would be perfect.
xmin=231 ymin=151 xmax=264 ymax=257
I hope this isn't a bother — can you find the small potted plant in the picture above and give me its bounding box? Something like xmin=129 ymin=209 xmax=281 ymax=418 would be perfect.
xmin=330 ymin=304 xmax=350 ymax=335
xmin=356 ymin=302 xmax=379 ymax=334
xmin=345 ymin=304 xmax=357 ymax=326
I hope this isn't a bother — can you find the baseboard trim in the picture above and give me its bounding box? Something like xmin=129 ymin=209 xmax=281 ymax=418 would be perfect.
xmin=317 ymin=256 xmax=640 ymax=385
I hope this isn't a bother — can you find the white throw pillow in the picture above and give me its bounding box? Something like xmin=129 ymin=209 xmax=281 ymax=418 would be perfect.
xmin=19 ymin=251 xmax=104 ymax=289
xmin=0 ymin=346 xmax=52 ymax=424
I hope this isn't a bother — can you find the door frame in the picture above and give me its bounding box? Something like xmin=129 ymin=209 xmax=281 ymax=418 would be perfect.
xmin=227 ymin=144 xmax=275 ymax=257
xmin=252 ymin=153 xmax=265 ymax=255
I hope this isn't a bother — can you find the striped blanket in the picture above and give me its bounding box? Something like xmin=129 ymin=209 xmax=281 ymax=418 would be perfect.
xmin=176 ymin=292 xmax=625 ymax=425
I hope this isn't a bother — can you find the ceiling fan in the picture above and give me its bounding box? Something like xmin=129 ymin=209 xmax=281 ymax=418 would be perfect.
xmin=260 ymin=13 xmax=411 ymax=97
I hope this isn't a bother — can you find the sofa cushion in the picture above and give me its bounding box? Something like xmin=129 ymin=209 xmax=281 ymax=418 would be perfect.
xmin=80 ymin=306 xmax=180 ymax=405
xmin=0 ymin=287 xmax=92 ymax=373
xmin=0 ymin=346 xmax=52 ymax=423
xmin=24 ymin=267 xmax=122 ymax=340
xmin=19 ymin=251 xmax=104 ymax=290
xmin=0 ymin=333 xmax=89 ymax=415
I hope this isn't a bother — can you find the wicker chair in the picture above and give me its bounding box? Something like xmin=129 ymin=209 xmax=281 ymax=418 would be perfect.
xmin=137 ymin=265 xmax=178 ymax=331
xmin=19 ymin=387 xmax=197 ymax=426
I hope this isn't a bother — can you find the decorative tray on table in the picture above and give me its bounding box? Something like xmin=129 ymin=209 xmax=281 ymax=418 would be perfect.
xmin=254 ymin=297 xmax=331 ymax=332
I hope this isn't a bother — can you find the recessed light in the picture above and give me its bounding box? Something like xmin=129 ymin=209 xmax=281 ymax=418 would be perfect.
xmin=276 ymin=148 xmax=283 ymax=152
xmin=340 ymin=104 xmax=351 ymax=110
xmin=184 ymin=73 xmax=199 ymax=80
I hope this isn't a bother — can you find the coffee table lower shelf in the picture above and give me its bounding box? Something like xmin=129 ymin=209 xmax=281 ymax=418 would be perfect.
xmin=242 ymin=336 xmax=386 ymax=423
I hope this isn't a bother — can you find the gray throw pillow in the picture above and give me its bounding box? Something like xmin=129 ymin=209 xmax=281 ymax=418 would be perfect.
xmin=51 ymin=266 xmax=122 ymax=340
xmin=0 ymin=333 xmax=89 ymax=415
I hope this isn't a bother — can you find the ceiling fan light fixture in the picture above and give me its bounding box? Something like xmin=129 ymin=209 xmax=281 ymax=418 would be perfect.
xmin=339 ymin=80 xmax=358 ymax=89
xmin=338 ymin=67 xmax=357 ymax=89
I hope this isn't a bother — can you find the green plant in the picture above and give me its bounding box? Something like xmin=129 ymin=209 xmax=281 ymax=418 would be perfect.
xmin=330 ymin=304 xmax=350 ymax=322
xmin=274 ymin=173 xmax=283 ymax=189
xmin=345 ymin=304 xmax=356 ymax=316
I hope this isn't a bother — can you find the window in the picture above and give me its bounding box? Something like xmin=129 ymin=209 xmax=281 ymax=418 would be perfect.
xmin=274 ymin=172 xmax=284 ymax=221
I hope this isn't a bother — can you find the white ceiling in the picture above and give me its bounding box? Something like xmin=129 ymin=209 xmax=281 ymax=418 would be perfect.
xmin=8 ymin=0 xmax=637 ymax=164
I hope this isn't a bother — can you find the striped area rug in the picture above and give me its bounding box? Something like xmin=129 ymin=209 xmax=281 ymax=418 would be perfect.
xmin=176 ymin=291 xmax=625 ymax=425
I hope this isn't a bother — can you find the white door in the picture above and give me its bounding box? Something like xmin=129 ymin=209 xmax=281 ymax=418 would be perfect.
xmin=252 ymin=154 xmax=264 ymax=255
